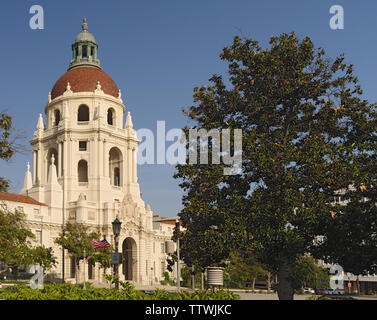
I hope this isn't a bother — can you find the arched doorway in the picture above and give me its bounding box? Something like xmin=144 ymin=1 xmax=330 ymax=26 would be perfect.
xmin=122 ymin=237 xmax=137 ymax=281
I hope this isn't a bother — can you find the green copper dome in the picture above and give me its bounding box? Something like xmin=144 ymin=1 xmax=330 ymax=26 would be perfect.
xmin=75 ymin=18 xmax=97 ymax=43
xmin=75 ymin=30 xmax=97 ymax=43
xmin=69 ymin=18 xmax=101 ymax=70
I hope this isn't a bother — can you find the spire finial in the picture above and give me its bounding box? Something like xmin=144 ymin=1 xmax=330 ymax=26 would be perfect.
xmin=125 ymin=111 xmax=133 ymax=129
xmin=82 ymin=18 xmax=88 ymax=31
xmin=26 ymin=162 xmax=30 ymax=172
xmin=37 ymin=113 xmax=44 ymax=130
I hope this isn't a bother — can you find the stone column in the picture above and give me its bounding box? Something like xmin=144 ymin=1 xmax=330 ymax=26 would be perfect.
xmin=104 ymin=140 xmax=109 ymax=178
xmin=98 ymin=137 xmax=103 ymax=176
xmin=37 ymin=147 xmax=43 ymax=185
xmin=33 ymin=150 xmax=37 ymax=184
xmin=132 ymin=147 xmax=137 ymax=183
xmin=127 ymin=145 xmax=132 ymax=185
xmin=139 ymin=236 xmax=146 ymax=284
xmin=58 ymin=143 xmax=62 ymax=178
xmin=63 ymin=139 xmax=67 ymax=177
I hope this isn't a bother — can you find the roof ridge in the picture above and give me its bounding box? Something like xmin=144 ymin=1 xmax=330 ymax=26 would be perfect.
xmin=0 ymin=192 xmax=48 ymax=207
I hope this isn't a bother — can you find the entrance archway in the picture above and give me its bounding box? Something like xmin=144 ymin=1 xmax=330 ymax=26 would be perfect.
xmin=122 ymin=237 xmax=137 ymax=281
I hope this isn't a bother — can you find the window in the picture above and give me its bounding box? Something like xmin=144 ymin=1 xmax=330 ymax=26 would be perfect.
xmin=33 ymin=208 xmax=40 ymax=215
xmin=161 ymin=243 xmax=165 ymax=254
xmin=109 ymin=147 xmax=122 ymax=186
xmin=55 ymin=110 xmax=61 ymax=126
xmin=78 ymin=160 xmax=88 ymax=182
xmin=161 ymin=262 xmax=165 ymax=276
xmin=78 ymin=105 xmax=89 ymax=122
xmin=107 ymin=108 xmax=114 ymax=125
xmin=16 ymin=206 xmax=24 ymax=213
xmin=79 ymin=141 xmax=87 ymax=151
xmin=82 ymin=45 xmax=88 ymax=58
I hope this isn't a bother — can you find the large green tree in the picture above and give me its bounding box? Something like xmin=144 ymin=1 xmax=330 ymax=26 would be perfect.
xmin=175 ymin=32 xmax=377 ymax=299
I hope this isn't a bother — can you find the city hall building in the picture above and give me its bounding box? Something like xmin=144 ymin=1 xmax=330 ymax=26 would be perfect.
xmin=0 ymin=19 xmax=176 ymax=286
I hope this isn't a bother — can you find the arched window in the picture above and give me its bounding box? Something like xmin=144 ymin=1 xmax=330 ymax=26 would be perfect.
xmin=78 ymin=160 xmax=88 ymax=182
xmin=78 ymin=105 xmax=89 ymax=122
xmin=55 ymin=110 xmax=61 ymax=126
xmin=107 ymin=108 xmax=114 ymax=125
xmin=82 ymin=45 xmax=88 ymax=59
xmin=109 ymin=147 xmax=122 ymax=186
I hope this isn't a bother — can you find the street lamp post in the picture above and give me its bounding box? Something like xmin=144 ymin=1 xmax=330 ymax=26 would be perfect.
xmin=112 ymin=217 xmax=122 ymax=290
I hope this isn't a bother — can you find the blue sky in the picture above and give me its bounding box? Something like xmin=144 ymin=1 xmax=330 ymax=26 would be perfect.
xmin=0 ymin=0 xmax=376 ymax=217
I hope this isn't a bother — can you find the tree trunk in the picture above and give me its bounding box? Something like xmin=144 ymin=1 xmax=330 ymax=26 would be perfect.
xmin=252 ymin=278 xmax=256 ymax=292
xmin=277 ymin=261 xmax=294 ymax=300
xmin=267 ymin=272 xmax=271 ymax=293
xmin=201 ymin=272 xmax=204 ymax=290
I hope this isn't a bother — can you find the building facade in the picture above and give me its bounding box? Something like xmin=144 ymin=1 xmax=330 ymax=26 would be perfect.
xmin=0 ymin=19 xmax=176 ymax=286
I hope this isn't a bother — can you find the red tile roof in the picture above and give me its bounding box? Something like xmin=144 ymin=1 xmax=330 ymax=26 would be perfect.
xmin=51 ymin=66 xmax=119 ymax=100
xmin=0 ymin=192 xmax=47 ymax=206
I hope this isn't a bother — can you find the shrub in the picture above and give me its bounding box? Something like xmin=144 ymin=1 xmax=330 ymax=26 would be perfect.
xmin=0 ymin=283 xmax=240 ymax=300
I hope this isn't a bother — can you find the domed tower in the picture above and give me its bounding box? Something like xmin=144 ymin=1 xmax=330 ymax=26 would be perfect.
xmin=69 ymin=18 xmax=101 ymax=70
xmin=18 ymin=19 xmax=173 ymax=286
xmin=26 ymin=18 xmax=142 ymax=218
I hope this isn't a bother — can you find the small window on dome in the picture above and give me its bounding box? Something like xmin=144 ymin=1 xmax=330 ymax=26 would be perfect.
xmin=78 ymin=105 xmax=89 ymax=122
xmin=55 ymin=110 xmax=61 ymax=126
xmin=107 ymin=108 xmax=114 ymax=125
xmin=82 ymin=45 xmax=88 ymax=59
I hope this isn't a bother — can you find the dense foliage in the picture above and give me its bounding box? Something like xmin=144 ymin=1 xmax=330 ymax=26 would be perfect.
xmin=175 ymin=32 xmax=377 ymax=300
xmin=0 ymin=208 xmax=57 ymax=275
xmin=0 ymin=283 xmax=239 ymax=300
